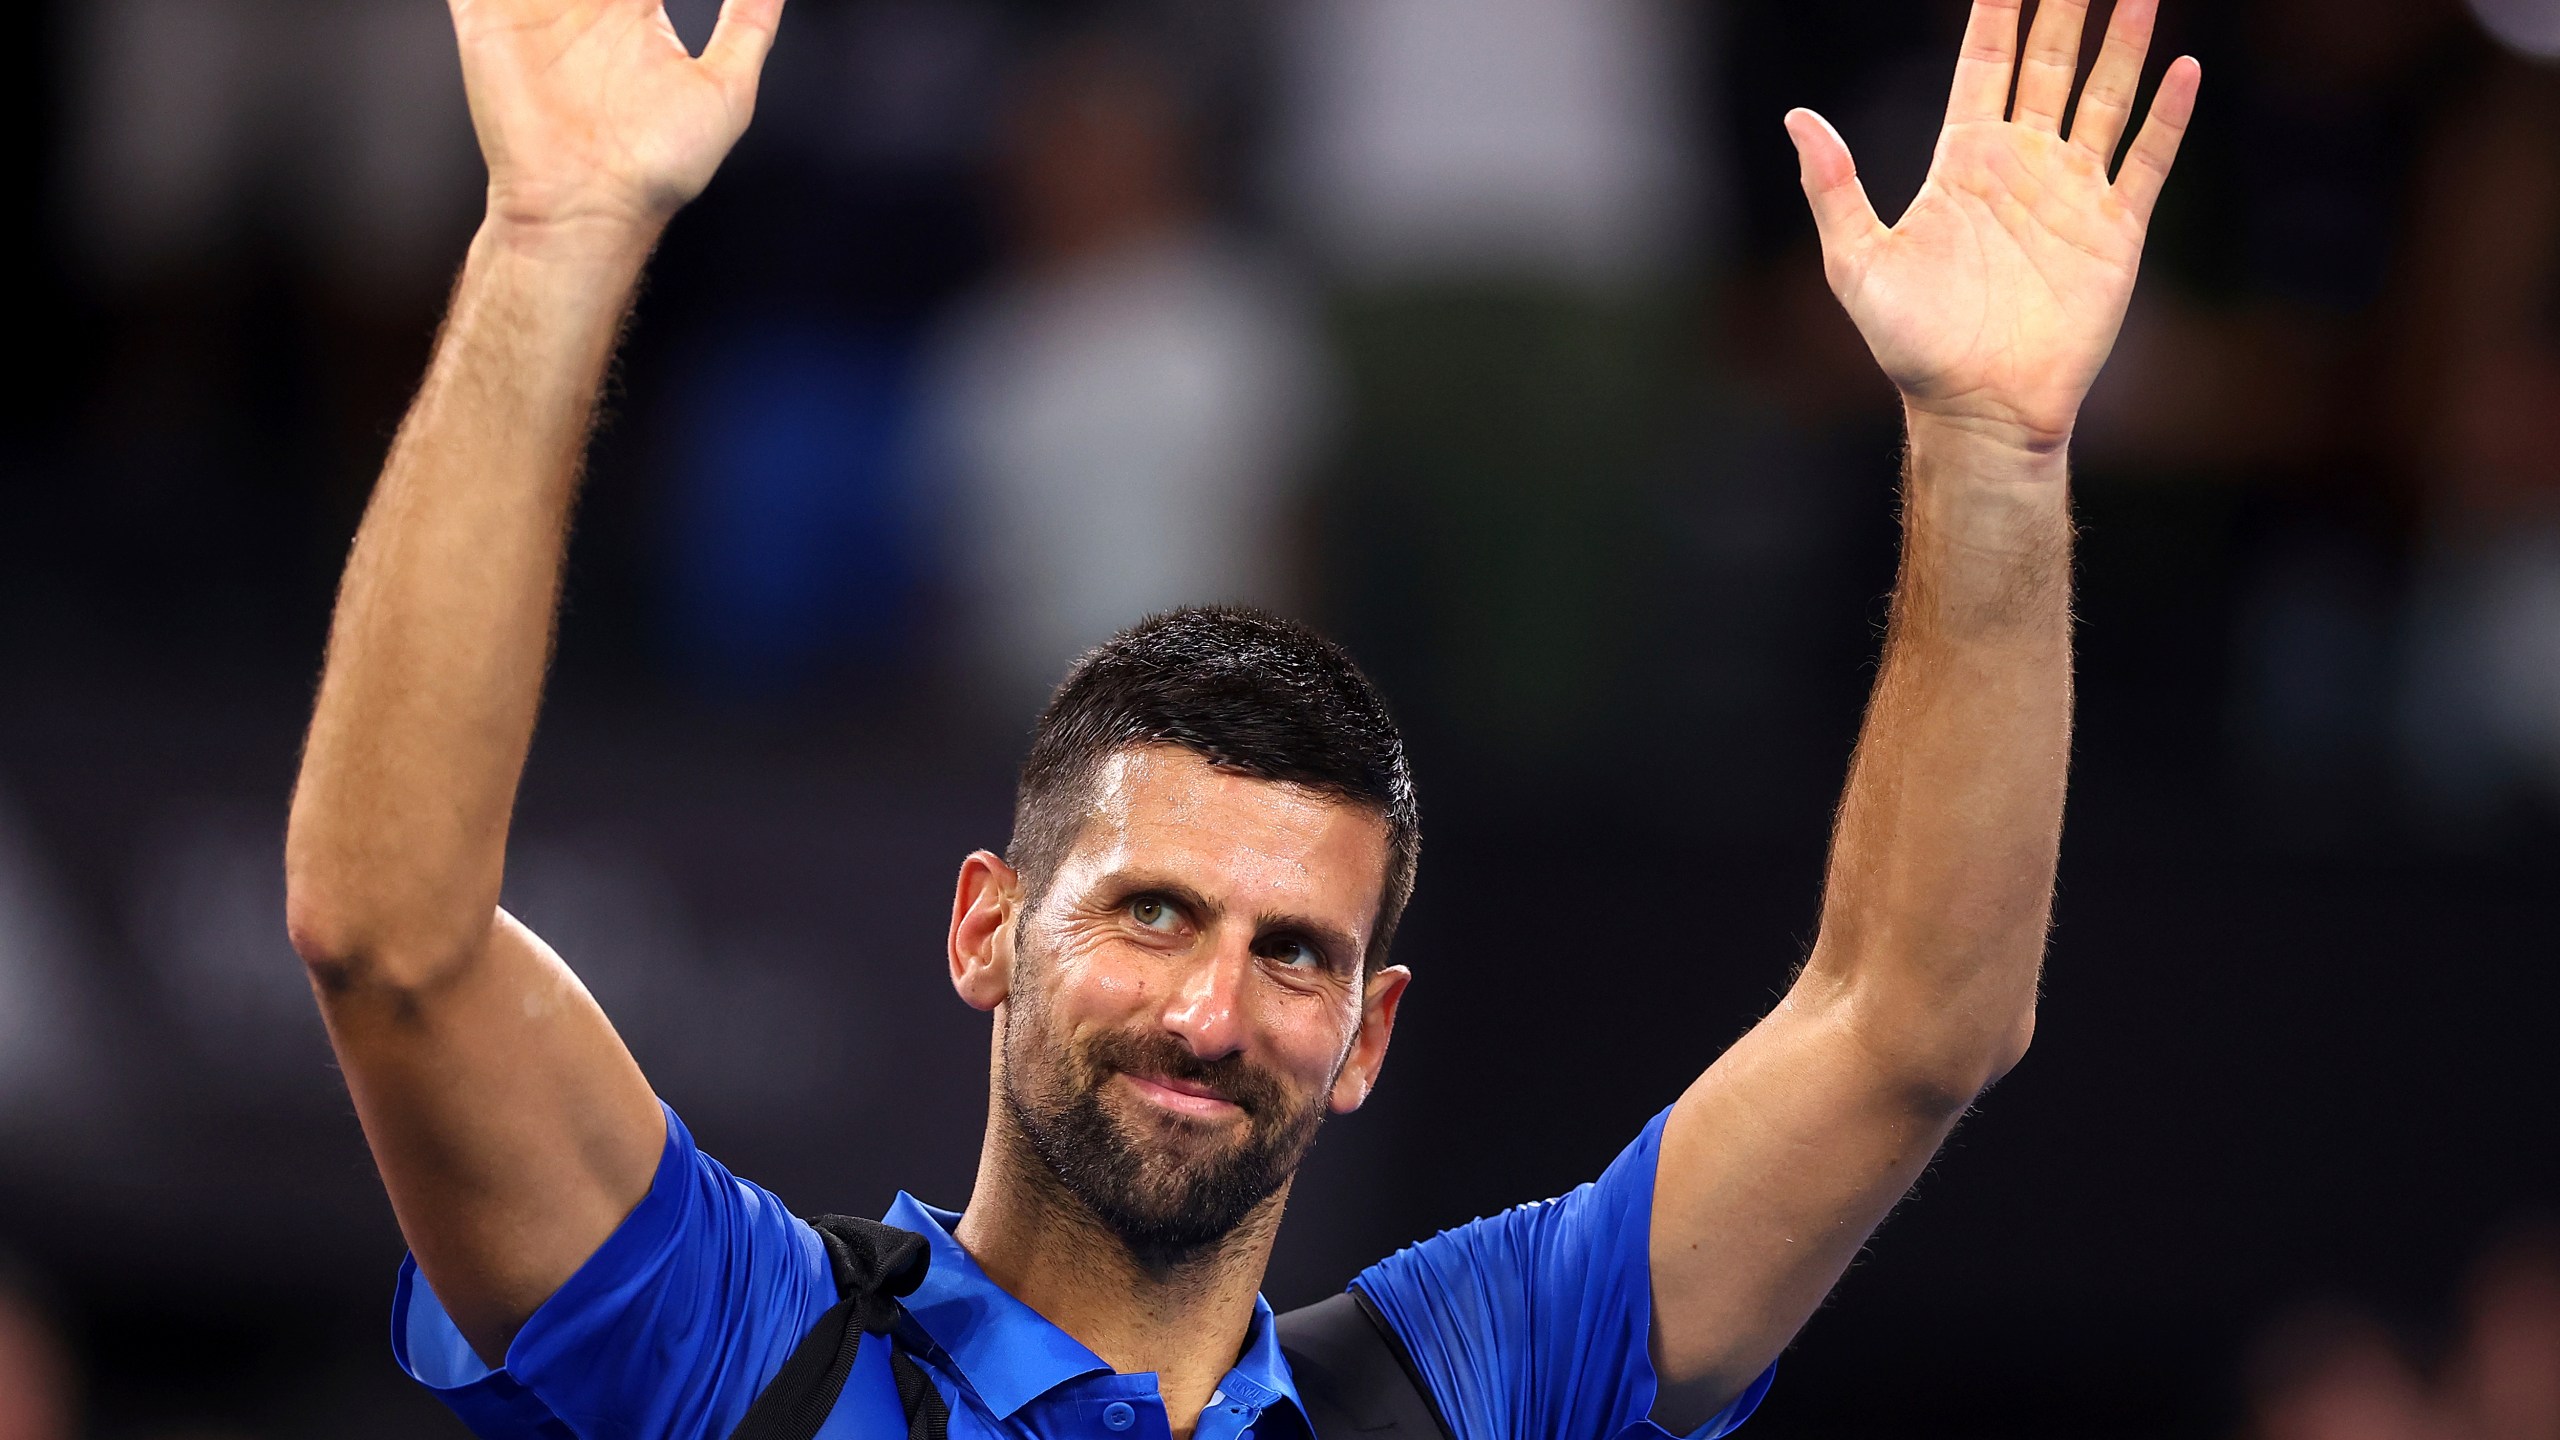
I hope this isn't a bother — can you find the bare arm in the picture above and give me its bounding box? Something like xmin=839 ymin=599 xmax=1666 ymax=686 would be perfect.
xmin=1644 ymin=0 xmax=2200 ymax=1417
xmin=283 ymin=0 xmax=781 ymax=1363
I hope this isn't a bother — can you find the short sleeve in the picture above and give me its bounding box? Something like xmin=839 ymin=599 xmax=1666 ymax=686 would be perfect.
xmin=1349 ymin=1108 xmax=1777 ymax=1440
xmin=390 ymin=1103 xmax=839 ymax=1440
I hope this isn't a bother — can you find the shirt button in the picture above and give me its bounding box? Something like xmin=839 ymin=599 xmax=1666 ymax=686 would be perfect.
xmin=1102 ymin=1401 xmax=1137 ymax=1432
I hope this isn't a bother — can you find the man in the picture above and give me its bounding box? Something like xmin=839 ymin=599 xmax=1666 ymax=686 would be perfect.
xmin=281 ymin=1 xmax=2198 ymax=1437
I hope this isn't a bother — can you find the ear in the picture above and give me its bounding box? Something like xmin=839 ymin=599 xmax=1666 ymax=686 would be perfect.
xmin=1328 ymin=964 xmax=1411 ymax=1114
xmin=949 ymin=850 xmax=1021 ymax=1012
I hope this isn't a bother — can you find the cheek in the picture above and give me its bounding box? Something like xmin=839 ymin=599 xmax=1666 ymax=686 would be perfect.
xmin=1260 ymin=990 xmax=1363 ymax=1090
xmin=1034 ymin=931 xmax=1162 ymax=1032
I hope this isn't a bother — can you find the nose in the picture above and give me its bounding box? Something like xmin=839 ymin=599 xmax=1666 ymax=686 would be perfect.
xmin=1159 ymin=932 xmax=1251 ymax=1063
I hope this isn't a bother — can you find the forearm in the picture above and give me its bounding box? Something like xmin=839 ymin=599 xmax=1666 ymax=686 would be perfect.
xmin=1648 ymin=7 xmax=2187 ymax=1409
xmin=1802 ymin=409 xmax=2074 ymax=1104
xmin=286 ymin=220 xmax=656 ymax=984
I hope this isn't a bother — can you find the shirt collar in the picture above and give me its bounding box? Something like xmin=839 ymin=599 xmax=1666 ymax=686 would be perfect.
xmin=881 ymin=1193 xmax=1312 ymax=1434
xmin=886 ymin=1193 xmax=1112 ymax=1419
xmin=1223 ymin=1292 xmax=1313 ymax=1436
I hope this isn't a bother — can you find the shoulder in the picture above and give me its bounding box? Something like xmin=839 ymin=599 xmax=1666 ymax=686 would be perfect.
xmin=1359 ymin=1107 xmax=1671 ymax=1303
xmin=1342 ymin=1111 xmax=1679 ymax=1440
xmin=395 ymin=1103 xmax=842 ymax=1439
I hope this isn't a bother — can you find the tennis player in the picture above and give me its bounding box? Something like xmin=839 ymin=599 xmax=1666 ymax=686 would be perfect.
xmin=282 ymin=1 xmax=2198 ymax=1435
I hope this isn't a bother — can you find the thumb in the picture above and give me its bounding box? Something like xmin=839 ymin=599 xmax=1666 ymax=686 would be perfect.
xmin=703 ymin=0 xmax=786 ymax=97
xmin=1784 ymin=108 xmax=1885 ymax=257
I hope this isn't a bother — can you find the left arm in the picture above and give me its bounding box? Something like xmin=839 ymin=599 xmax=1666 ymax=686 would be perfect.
xmin=1646 ymin=0 xmax=2200 ymax=1418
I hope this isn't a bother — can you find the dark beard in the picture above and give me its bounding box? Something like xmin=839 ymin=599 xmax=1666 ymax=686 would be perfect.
xmin=1001 ymin=987 xmax=1328 ymax=1275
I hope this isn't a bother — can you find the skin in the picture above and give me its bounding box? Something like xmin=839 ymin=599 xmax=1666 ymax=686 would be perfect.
xmin=1639 ymin=1 xmax=2196 ymax=1416
xmin=948 ymin=747 xmax=1405 ymax=1428
xmin=282 ymin=0 xmax=2197 ymax=1433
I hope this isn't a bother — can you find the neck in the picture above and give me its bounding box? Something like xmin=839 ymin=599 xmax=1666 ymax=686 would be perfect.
xmin=954 ymin=1113 xmax=1284 ymax=1440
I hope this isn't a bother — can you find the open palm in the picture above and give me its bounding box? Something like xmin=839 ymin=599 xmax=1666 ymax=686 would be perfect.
xmin=1790 ymin=0 xmax=2200 ymax=452
xmin=449 ymin=0 xmax=785 ymax=233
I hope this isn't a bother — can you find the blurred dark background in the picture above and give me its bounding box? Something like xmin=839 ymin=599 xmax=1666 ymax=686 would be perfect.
xmin=4 ymin=0 xmax=2559 ymax=1435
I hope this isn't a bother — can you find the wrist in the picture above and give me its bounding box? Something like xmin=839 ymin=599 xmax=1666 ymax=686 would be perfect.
xmin=1901 ymin=405 xmax=2073 ymax=587
xmin=472 ymin=210 xmax=662 ymax=281
xmin=1903 ymin=405 xmax=2074 ymax=487
xmin=434 ymin=216 xmax=655 ymax=410
xmin=457 ymin=214 xmax=658 ymax=344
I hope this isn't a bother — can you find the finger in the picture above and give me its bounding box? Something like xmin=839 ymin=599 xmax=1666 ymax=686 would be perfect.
xmin=1946 ymin=0 xmax=2026 ymax=125
xmin=2113 ymin=55 xmax=2200 ymax=224
xmin=2068 ymin=0 xmax=2158 ymax=162
xmin=1785 ymin=109 xmax=1888 ymax=257
xmin=702 ymin=0 xmax=786 ymax=94
xmin=2012 ymin=0 xmax=2095 ymax=132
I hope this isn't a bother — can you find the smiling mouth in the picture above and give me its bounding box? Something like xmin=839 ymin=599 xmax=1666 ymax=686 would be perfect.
xmin=1119 ymin=1071 xmax=1244 ymax=1119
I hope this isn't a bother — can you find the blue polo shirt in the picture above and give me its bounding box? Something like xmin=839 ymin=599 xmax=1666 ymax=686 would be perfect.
xmin=392 ymin=1105 xmax=1774 ymax=1440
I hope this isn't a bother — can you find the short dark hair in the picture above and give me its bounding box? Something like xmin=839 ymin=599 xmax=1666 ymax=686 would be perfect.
xmin=1009 ymin=606 xmax=1421 ymax=968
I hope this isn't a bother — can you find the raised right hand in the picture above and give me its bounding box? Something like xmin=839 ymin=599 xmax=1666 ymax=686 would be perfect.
xmin=1784 ymin=0 xmax=2198 ymax=455
xmin=450 ymin=0 xmax=786 ymax=238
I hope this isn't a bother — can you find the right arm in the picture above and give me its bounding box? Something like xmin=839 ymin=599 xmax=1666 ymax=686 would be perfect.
xmin=283 ymin=0 xmax=782 ymax=1364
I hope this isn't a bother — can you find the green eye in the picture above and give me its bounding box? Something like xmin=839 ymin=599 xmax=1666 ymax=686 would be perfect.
xmin=1131 ymin=897 xmax=1179 ymax=930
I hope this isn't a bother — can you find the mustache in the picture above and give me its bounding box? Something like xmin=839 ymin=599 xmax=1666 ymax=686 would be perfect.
xmin=1078 ymin=1026 xmax=1292 ymax=1119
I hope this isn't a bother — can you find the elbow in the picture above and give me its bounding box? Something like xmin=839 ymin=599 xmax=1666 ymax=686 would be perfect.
xmin=1911 ymin=1003 xmax=2038 ymax=1114
xmin=1811 ymin=928 xmax=2043 ymax=1114
xmin=283 ymin=886 xmax=364 ymax=987
xmin=284 ymin=809 xmax=358 ymax=979
xmin=283 ymin=826 xmax=364 ymax=978
xmin=283 ymin=876 xmax=397 ymax=995
xmin=1987 ymin=1005 xmax=2036 ymax=1084
xmin=283 ymin=796 xmax=498 ymax=997
xmin=1839 ymin=992 xmax=2039 ymax=1120
xmin=283 ymin=870 xmax=482 ymax=999
xmin=1986 ymin=1004 xmax=2027 ymax=1071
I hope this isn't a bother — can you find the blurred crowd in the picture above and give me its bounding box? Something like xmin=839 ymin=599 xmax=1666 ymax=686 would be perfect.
xmin=2069 ymin=0 xmax=2560 ymax=834
xmin=2250 ymin=1230 xmax=2560 ymax=1440
xmin=28 ymin=0 xmax=2560 ymax=815
xmin=4 ymin=0 xmax=2559 ymax=1433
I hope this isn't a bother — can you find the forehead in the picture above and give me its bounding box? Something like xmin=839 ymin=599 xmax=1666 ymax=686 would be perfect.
xmin=1053 ymin=746 xmax=1391 ymax=921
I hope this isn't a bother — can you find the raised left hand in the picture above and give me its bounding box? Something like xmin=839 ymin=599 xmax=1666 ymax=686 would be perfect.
xmin=1788 ymin=0 xmax=2200 ymax=454
xmin=448 ymin=0 xmax=787 ymax=240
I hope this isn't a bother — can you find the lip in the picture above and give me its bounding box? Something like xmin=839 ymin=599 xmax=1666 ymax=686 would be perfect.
xmin=1120 ymin=1072 xmax=1243 ymax=1118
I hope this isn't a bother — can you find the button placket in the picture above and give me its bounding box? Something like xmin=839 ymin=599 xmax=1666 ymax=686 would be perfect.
xmin=1187 ymin=1394 xmax=1263 ymax=1440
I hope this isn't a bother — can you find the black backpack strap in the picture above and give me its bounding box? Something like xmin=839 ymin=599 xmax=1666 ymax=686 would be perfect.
xmin=892 ymin=1348 xmax=952 ymax=1440
xmin=726 ymin=1216 xmax=933 ymax=1440
xmin=1277 ymin=1289 xmax=1456 ymax=1440
xmin=738 ymin=1224 xmax=1449 ymax=1440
